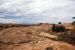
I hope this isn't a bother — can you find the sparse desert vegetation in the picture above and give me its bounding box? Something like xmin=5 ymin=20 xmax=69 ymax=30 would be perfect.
xmin=52 ymin=24 xmax=66 ymax=32
xmin=0 ymin=23 xmax=75 ymax=50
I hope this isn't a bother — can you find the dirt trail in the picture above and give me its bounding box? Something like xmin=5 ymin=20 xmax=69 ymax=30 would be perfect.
xmin=40 ymin=32 xmax=57 ymax=39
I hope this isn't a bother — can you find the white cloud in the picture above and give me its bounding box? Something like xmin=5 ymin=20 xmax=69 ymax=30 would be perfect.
xmin=0 ymin=0 xmax=75 ymax=23
xmin=0 ymin=18 xmax=16 ymax=23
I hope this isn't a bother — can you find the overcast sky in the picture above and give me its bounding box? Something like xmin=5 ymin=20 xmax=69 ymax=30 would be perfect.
xmin=0 ymin=0 xmax=75 ymax=24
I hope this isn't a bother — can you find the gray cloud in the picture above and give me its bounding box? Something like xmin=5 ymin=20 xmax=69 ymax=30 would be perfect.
xmin=0 ymin=0 xmax=75 ymax=23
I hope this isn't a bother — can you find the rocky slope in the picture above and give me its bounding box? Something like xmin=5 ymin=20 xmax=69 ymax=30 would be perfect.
xmin=0 ymin=23 xmax=75 ymax=50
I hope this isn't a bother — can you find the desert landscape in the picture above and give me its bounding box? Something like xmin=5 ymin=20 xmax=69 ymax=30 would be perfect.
xmin=0 ymin=23 xmax=75 ymax=50
xmin=0 ymin=0 xmax=75 ymax=50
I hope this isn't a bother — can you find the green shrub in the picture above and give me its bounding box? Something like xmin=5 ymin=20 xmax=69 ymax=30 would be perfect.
xmin=71 ymin=36 xmax=75 ymax=43
xmin=58 ymin=22 xmax=61 ymax=24
xmin=52 ymin=24 xmax=66 ymax=32
xmin=58 ymin=32 xmax=75 ymax=45
xmin=72 ymin=21 xmax=75 ymax=25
